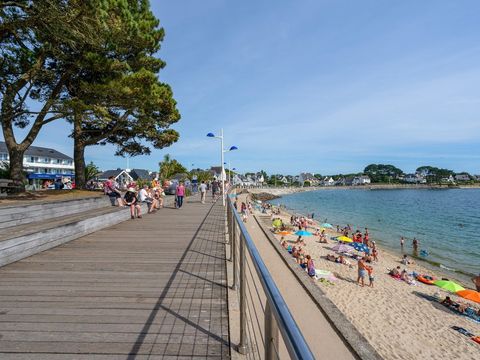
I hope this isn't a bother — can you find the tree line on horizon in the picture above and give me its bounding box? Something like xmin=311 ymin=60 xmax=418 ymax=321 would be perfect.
xmin=258 ymin=164 xmax=479 ymax=186
xmin=0 ymin=0 xmax=180 ymax=189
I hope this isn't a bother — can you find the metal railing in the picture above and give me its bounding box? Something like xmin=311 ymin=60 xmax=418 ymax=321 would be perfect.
xmin=227 ymin=194 xmax=314 ymax=360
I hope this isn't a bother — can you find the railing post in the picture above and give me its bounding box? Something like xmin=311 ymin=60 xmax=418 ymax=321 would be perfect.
xmin=231 ymin=219 xmax=238 ymax=291
xmin=238 ymin=233 xmax=247 ymax=354
xmin=265 ymin=301 xmax=279 ymax=360
xmin=227 ymin=201 xmax=232 ymax=260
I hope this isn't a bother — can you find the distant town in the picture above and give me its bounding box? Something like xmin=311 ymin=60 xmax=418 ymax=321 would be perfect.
xmin=1 ymin=141 xmax=478 ymax=190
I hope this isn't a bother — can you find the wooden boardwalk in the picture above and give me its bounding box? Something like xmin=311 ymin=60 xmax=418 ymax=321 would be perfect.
xmin=0 ymin=197 xmax=230 ymax=359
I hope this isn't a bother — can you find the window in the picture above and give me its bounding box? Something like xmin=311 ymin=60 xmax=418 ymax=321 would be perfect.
xmin=56 ymin=159 xmax=62 ymax=164
xmin=44 ymin=157 xmax=51 ymax=163
xmin=0 ymin=153 xmax=8 ymax=161
xmin=30 ymin=156 xmax=39 ymax=163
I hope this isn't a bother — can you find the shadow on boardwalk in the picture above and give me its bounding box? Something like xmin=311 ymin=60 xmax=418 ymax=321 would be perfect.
xmin=128 ymin=201 xmax=230 ymax=359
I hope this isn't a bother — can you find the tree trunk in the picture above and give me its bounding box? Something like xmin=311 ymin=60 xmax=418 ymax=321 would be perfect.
xmin=8 ymin=148 xmax=26 ymax=185
xmin=73 ymin=116 xmax=86 ymax=189
xmin=74 ymin=138 xmax=86 ymax=189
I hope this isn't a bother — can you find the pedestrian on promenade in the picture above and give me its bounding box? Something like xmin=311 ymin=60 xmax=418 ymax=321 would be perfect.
xmin=199 ymin=181 xmax=207 ymax=204
xmin=104 ymin=176 xmax=124 ymax=207
xmin=176 ymin=182 xmax=185 ymax=208
xmin=212 ymin=180 xmax=219 ymax=202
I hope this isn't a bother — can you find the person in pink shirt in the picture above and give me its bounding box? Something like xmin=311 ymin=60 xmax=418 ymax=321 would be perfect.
xmin=175 ymin=182 xmax=185 ymax=208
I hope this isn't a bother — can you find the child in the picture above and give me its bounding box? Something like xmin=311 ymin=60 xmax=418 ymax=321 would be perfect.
xmin=366 ymin=265 xmax=374 ymax=287
xmin=124 ymin=187 xmax=142 ymax=219
xmin=306 ymin=255 xmax=316 ymax=277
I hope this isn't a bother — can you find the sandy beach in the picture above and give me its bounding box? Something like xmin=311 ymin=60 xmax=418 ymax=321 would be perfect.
xmin=249 ymin=191 xmax=480 ymax=360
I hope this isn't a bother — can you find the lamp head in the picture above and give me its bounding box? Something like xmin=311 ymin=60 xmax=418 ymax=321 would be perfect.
xmin=206 ymin=132 xmax=215 ymax=137
xmin=229 ymin=146 xmax=238 ymax=151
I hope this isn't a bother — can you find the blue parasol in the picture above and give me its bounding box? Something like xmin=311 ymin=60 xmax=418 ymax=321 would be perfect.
xmin=294 ymin=230 xmax=313 ymax=236
xmin=351 ymin=242 xmax=370 ymax=253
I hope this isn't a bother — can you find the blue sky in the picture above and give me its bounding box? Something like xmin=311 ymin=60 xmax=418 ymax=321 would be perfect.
xmin=7 ymin=0 xmax=480 ymax=175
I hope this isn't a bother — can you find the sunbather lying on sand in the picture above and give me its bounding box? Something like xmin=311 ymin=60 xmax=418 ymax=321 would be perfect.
xmin=326 ymin=253 xmax=353 ymax=267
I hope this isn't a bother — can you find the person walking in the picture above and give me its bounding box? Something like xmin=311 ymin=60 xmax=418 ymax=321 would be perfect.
xmin=212 ymin=180 xmax=219 ymax=202
xmin=199 ymin=181 xmax=207 ymax=204
xmin=176 ymin=182 xmax=185 ymax=208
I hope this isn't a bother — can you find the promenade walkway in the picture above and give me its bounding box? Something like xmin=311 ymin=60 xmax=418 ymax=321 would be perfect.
xmin=0 ymin=197 xmax=230 ymax=359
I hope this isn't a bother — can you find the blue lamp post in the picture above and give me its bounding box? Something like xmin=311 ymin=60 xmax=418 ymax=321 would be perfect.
xmin=207 ymin=129 xmax=238 ymax=205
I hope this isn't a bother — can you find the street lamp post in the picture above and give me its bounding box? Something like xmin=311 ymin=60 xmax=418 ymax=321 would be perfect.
xmin=207 ymin=129 xmax=238 ymax=206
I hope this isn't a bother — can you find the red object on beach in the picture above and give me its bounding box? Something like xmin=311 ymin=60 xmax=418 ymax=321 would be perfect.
xmin=456 ymin=289 xmax=480 ymax=304
xmin=417 ymin=275 xmax=435 ymax=285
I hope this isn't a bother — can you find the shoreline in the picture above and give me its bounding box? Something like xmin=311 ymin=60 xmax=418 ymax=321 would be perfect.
xmin=253 ymin=187 xmax=477 ymax=284
xmin=248 ymin=193 xmax=480 ymax=359
xmin=248 ymin=183 xmax=480 ymax=194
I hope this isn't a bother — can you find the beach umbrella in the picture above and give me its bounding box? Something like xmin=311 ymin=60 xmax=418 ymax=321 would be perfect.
xmin=336 ymin=236 xmax=353 ymax=243
xmin=321 ymin=223 xmax=334 ymax=228
xmin=331 ymin=243 xmax=353 ymax=253
xmin=456 ymin=289 xmax=480 ymax=304
xmin=294 ymin=230 xmax=313 ymax=236
xmin=351 ymin=242 xmax=370 ymax=253
xmin=433 ymin=280 xmax=465 ymax=293
xmin=272 ymin=219 xmax=283 ymax=227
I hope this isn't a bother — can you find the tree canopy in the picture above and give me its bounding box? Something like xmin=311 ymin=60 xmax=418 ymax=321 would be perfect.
xmin=364 ymin=164 xmax=404 ymax=183
xmin=1 ymin=1 xmax=180 ymax=187
xmin=158 ymin=154 xmax=187 ymax=181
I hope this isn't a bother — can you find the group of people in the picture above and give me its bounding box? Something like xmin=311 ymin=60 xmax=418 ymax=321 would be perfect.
xmin=104 ymin=175 xmax=177 ymax=219
xmin=280 ymin=241 xmax=316 ymax=277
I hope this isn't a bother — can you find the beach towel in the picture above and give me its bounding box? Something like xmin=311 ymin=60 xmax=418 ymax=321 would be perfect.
xmin=452 ymin=326 xmax=480 ymax=345
xmin=452 ymin=326 xmax=474 ymax=337
xmin=417 ymin=293 xmax=480 ymax=324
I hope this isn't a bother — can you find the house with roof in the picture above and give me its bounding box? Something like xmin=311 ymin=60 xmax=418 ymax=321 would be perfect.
xmin=404 ymin=173 xmax=426 ymax=184
xmin=0 ymin=141 xmax=74 ymax=188
xmin=97 ymin=169 xmax=134 ymax=189
xmin=352 ymin=175 xmax=371 ymax=186
xmin=440 ymin=175 xmax=455 ymax=183
xmin=209 ymin=166 xmax=227 ymax=181
xmin=454 ymin=174 xmax=471 ymax=182
xmin=322 ymin=177 xmax=335 ymax=186
xmin=129 ymin=168 xmax=152 ymax=181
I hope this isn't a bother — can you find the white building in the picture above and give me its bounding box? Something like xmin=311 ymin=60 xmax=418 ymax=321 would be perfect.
xmin=352 ymin=175 xmax=371 ymax=185
xmin=404 ymin=173 xmax=426 ymax=184
xmin=0 ymin=141 xmax=74 ymax=188
xmin=323 ymin=177 xmax=335 ymax=186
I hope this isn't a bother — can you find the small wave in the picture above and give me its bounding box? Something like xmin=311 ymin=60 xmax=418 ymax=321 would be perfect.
xmin=439 ymin=264 xmax=456 ymax=272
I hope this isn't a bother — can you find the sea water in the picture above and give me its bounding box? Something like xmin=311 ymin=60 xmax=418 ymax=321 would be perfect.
xmin=273 ymin=188 xmax=480 ymax=280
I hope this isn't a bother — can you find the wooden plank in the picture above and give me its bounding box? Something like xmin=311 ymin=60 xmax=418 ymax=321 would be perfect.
xmin=0 ymin=198 xmax=230 ymax=358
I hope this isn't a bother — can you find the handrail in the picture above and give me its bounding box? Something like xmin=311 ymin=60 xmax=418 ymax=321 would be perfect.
xmin=227 ymin=195 xmax=314 ymax=360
